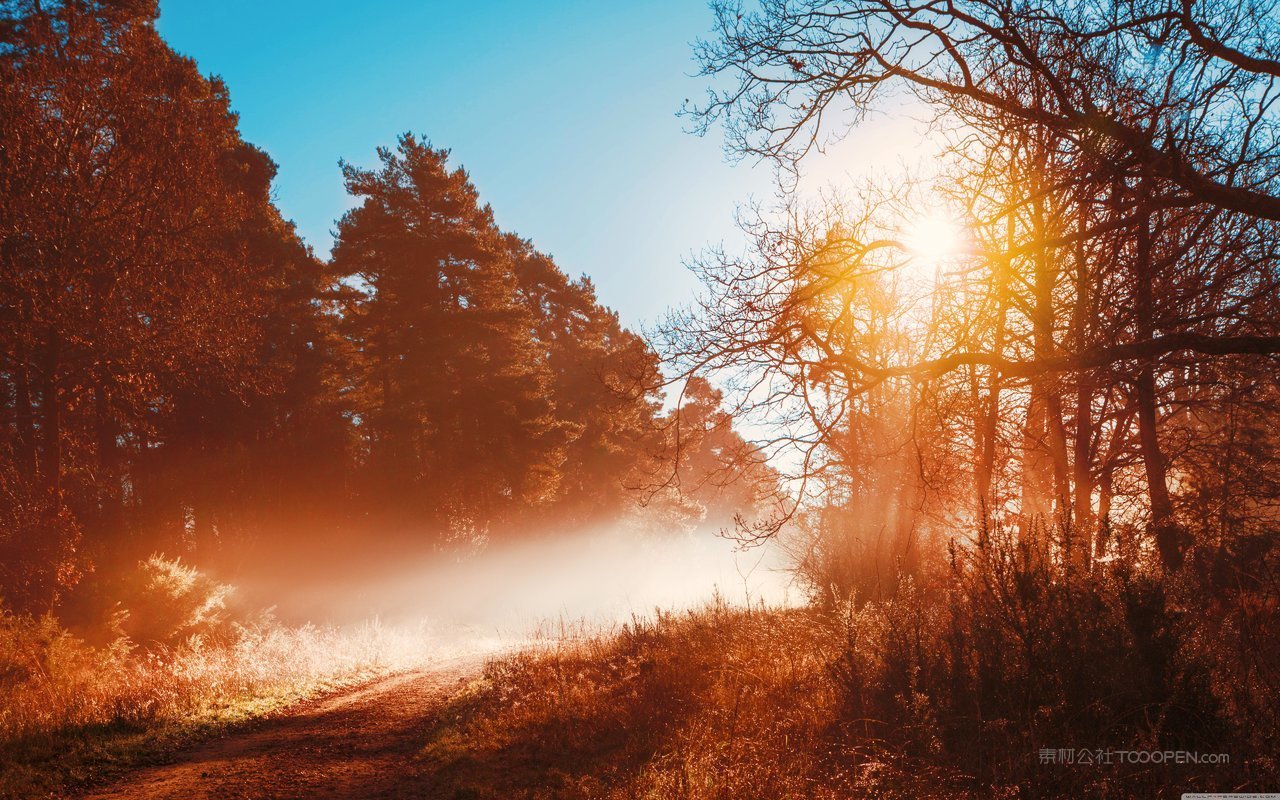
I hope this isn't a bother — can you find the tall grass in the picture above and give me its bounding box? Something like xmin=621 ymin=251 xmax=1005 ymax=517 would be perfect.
xmin=418 ymin=528 xmax=1279 ymax=799
xmin=420 ymin=600 xmax=867 ymax=799
xmin=0 ymin=556 xmax=432 ymax=798
xmin=0 ymin=612 xmax=421 ymax=741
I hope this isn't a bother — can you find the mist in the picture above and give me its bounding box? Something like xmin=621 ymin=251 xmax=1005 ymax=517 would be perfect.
xmin=233 ymin=527 xmax=797 ymax=642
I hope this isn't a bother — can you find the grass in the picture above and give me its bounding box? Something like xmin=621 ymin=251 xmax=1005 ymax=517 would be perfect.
xmin=415 ymin=598 xmax=981 ymax=800
xmin=0 ymin=601 xmax=430 ymax=799
xmin=5 ymin=540 xmax=1273 ymax=799
xmin=412 ymin=576 xmax=1276 ymax=800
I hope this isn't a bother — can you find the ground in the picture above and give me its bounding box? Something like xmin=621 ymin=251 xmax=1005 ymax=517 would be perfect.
xmin=79 ymin=656 xmax=483 ymax=800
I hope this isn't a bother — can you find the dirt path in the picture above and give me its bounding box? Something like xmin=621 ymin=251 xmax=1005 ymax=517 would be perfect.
xmin=80 ymin=655 xmax=482 ymax=800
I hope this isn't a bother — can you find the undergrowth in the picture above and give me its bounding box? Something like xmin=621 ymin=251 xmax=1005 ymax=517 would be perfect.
xmin=417 ymin=535 xmax=1278 ymax=800
xmin=0 ymin=556 xmax=429 ymax=799
xmin=418 ymin=600 xmax=981 ymax=800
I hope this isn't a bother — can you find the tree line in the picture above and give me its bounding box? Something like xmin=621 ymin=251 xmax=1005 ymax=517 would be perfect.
xmin=0 ymin=0 xmax=767 ymax=613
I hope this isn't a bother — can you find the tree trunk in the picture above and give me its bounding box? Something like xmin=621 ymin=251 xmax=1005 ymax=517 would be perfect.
xmin=1071 ymin=380 xmax=1095 ymax=565
xmin=95 ymin=380 xmax=124 ymax=539
xmin=1018 ymin=389 xmax=1052 ymax=544
xmin=1068 ymin=197 xmax=1096 ymax=569
xmin=975 ymin=203 xmax=1013 ymax=529
xmin=1096 ymin=461 xmax=1114 ymax=556
xmin=1044 ymin=393 xmax=1072 ymax=521
xmin=974 ymin=374 xmax=999 ymax=527
xmin=13 ymin=340 xmax=37 ymax=481
xmin=1134 ymin=207 xmax=1184 ymax=571
xmin=38 ymin=331 xmax=61 ymax=500
xmin=1026 ymin=181 xmax=1070 ymax=544
xmin=1135 ymin=367 xmax=1182 ymax=569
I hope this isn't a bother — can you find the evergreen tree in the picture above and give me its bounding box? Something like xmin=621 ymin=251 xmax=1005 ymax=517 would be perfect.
xmin=332 ymin=136 xmax=571 ymax=541
xmin=506 ymin=237 xmax=666 ymax=525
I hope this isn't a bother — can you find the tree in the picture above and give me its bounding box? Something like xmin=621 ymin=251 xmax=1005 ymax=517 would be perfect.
xmin=506 ymin=236 xmax=668 ymax=526
xmin=332 ymin=136 xmax=574 ymax=540
xmin=677 ymin=0 xmax=1280 ymax=573
xmin=0 ymin=0 xmax=330 ymax=606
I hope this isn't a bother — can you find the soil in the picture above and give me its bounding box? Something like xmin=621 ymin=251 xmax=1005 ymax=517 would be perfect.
xmin=79 ymin=656 xmax=482 ymax=800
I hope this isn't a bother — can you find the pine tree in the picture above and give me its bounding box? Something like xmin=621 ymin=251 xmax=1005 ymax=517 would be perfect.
xmin=506 ymin=236 xmax=666 ymax=524
xmin=332 ymin=136 xmax=571 ymax=541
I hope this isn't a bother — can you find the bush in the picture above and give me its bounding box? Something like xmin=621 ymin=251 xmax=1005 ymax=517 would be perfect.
xmin=421 ymin=601 xmax=861 ymax=800
xmin=421 ymin=533 xmax=1278 ymax=799
xmin=826 ymin=523 xmax=1277 ymax=797
xmin=113 ymin=555 xmax=237 ymax=647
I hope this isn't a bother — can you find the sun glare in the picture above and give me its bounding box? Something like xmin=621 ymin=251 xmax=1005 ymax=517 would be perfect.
xmin=902 ymin=210 xmax=968 ymax=270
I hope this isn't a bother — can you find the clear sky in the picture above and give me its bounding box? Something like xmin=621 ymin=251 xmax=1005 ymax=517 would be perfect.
xmin=155 ymin=1 xmax=776 ymax=327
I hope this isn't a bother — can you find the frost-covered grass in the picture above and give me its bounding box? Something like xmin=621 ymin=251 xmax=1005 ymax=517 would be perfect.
xmin=0 ymin=557 xmax=433 ymax=798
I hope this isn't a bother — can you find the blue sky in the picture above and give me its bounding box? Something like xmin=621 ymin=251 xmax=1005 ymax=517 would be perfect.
xmin=155 ymin=1 xmax=774 ymax=326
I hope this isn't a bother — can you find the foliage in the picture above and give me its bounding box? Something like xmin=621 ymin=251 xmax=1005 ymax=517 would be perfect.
xmin=0 ymin=466 xmax=82 ymax=611
xmin=0 ymin=1 xmax=770 ymax=613
xmin=112 ymin=555 xmax=236 ymax=647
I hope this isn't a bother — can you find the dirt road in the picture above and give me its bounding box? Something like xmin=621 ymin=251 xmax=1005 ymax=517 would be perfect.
xmin=81 ymin=656 xmax=481 ymax=800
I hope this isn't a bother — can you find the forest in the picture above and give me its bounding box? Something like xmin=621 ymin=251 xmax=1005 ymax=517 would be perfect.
xmin=0 ymin=0 xmax=770 ymax=619
xmin=3 ymin=0 xmax=1280 ymax=798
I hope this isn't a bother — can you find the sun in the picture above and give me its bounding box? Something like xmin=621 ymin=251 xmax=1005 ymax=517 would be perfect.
xmin=901 ymin=210 xmax=968 ymax=270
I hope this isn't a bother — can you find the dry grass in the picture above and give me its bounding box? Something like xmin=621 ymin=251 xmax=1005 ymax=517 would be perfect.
xmin=5 ymin=543 xmax=1273 ymax=799
xmin=417 ymin=598 xmax=981 ymax=800
xmin=415 ymin=565 xmax=1277 ymax=800
xmin=0 ymin=559 xmax=433 ymax=799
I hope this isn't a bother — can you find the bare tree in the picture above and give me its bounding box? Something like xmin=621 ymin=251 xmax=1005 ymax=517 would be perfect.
xmin=671 ymin=0 xmax=1280 ymax=573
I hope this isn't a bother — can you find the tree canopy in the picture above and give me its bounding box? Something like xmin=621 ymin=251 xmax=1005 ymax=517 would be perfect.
xmin=0 ymin=2 xmax=769 ymax=612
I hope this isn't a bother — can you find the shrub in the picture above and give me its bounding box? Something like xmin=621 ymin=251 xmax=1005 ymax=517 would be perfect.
xmin=826 ymin=522 xmax=1277 ymax=796
xmin=421 ymin=601 xmax=861 ymax=799
xmin=420 ymin=532 xmax=1278 ymax=799
xmin=113 ymin=555 xmax=236 ymax=647
xmin=0 ymin=560 xmax=432 ymax=798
